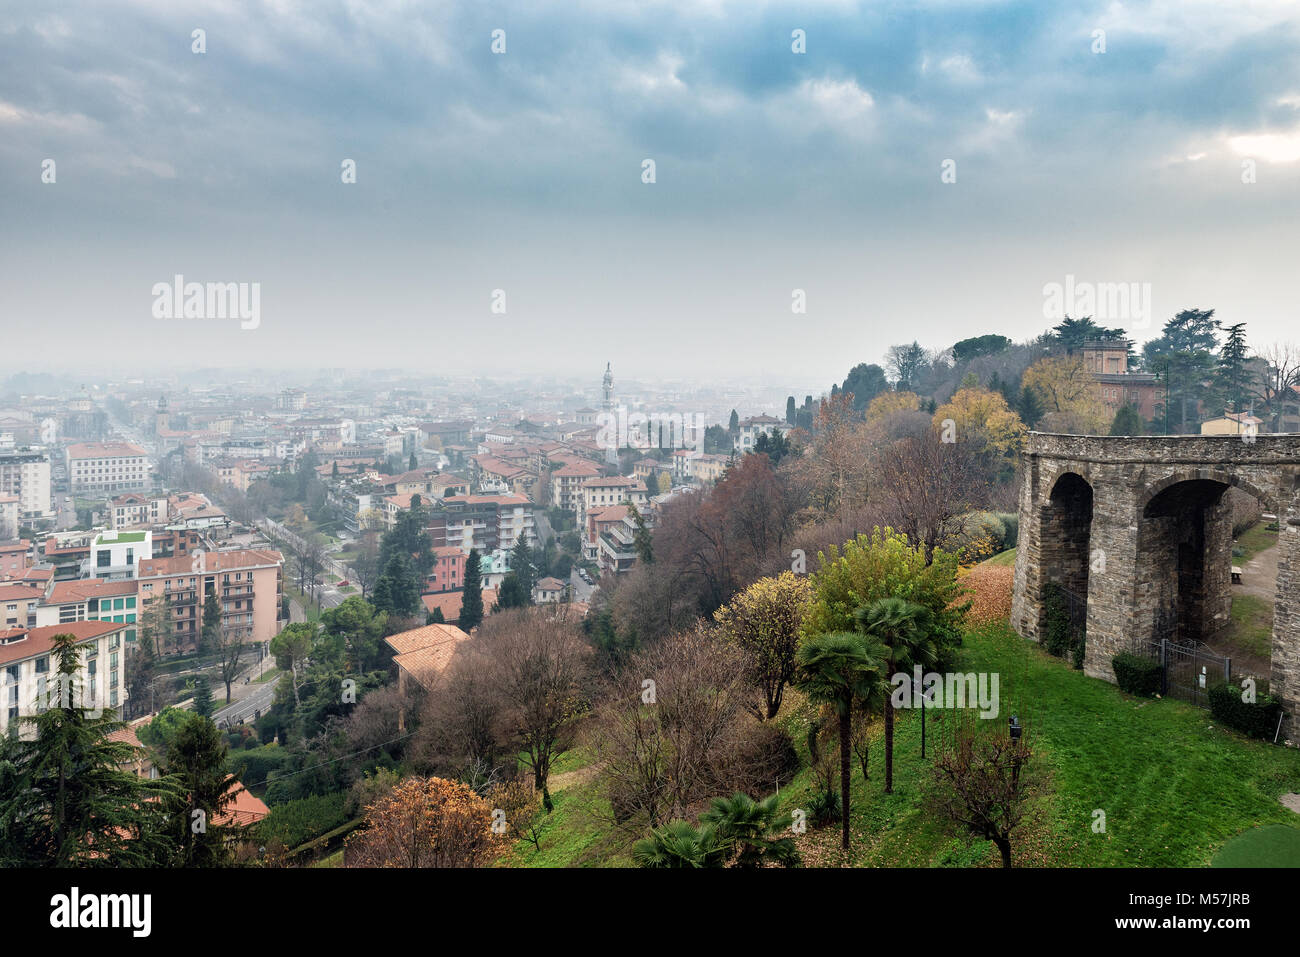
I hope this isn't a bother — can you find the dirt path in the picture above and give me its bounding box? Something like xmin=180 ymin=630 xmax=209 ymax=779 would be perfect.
xmin=1237 ymin=540 xmax=1279 ymax=601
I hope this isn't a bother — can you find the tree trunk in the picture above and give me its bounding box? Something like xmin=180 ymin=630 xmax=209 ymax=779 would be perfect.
xmin=997 ymin=836 xmax=1012 ymax=868
xmin=839 ymin=707 xmax=852 ymax=850
xmin=884 ymin=696 xmax=895 ymax=794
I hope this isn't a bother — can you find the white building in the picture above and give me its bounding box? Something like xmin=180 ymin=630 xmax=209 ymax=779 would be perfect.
xmin=88 ymin=530 xmax=153 ymax=580
xmin=0 ymin=448 xmax=53 ymax=520
xmin=68 ymin=442 xmax=150 ymax=495
xmin=0 ymin=620 xmax=129 ymax=734
xmin=733 ymin=415 xmax=792 ymax=453
xmin=0 ymin=494 xmax=18 ymax=540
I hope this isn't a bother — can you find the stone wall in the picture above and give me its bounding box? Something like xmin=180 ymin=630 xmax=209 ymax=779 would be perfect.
xmin=1012 ymin=432 xmax=1300 ymax=726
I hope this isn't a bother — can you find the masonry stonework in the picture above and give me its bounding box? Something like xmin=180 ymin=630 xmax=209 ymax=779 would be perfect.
xmin=1011 ymin=433 xmax=1300 ymax=726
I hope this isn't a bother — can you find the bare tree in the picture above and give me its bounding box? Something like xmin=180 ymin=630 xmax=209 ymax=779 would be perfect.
xmin=872 ymin=431 xmax=988 ymax=563
xmin=931 ymin=713 xmax=1034 ymax=868
xmin=596 ymin=623 xmax=751 ymax=829
xmin=1250 ymin=342 xmax=1300 ymax=432
xmin=479 ymin=610 xmax=590 ymax=812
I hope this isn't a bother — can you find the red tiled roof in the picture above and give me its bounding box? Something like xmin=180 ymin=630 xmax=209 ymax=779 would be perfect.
xmin=45 ymin=579 xmax=138 ymax=605
xmin=138 ymin=548 xmax=283 ymax=577
xmin=67 ymin=441 xmax=147 ymax=460
xmin=0 ymin=620 xmax=124 ymax=666
xmin=419 ymin=588 xmax=498 ymax=622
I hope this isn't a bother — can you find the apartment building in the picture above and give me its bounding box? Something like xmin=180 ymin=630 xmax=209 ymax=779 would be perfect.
xmin=576 ymin=476 xmax=648 ymax=528
xmin=425 ymin=494 xmax=537 ymax=554
xmin=1081 ymin=339 xmax=1164 ymax=420
xmin=0 ymin=493 xmax=18 ymax=540
xmin=0 ymin=620 xmax=129 ymax=734
xmin=426 ymin=546 xmax=466 ymax=593
xmin=0 ymin=581 xmax=43 ymax=629
xmin=88 ymin=529 xmax=152 ymax=580
xmin=0 ymin=540 xmax=29 ymax=578
xmin=0 ymin=447 xmax=53 ymax=519
xmin=109 ymin=492 xmax=169 ymax=530
xmin=36 ymin=578 xmax=141 ymax=645
xmin=136 ymin=548 xmax=284 ymax=654
xmin=550 ymin=460 xmax=600 ymax=512
xmin=68 ymin=441 xmax=150 ymax=494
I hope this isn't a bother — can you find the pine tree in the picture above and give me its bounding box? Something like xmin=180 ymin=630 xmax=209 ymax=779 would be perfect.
xmin=1109 ymin=404 xmax=1144 ymax=436
xmin=728 ymin=409 xmax=739 ymax=435
xmin=0 ymin=633 xmax=179 ymax=866
xmin=192 ymin=675 xmax=214 ymax=718
xmin=511 ymin=538 xmax=536 ymax=599
xmin=785 ymin=396 xmax=797 ymax=425
xmin=1216 ymin=321 xmax=1249 ymax=416
xmin=460 ymin=548 xmax=484 ymax=631
xmin=200 ymin=592 xmax=221 ymax=655
xmin=1017 ymin=385 xmax=1044 ymax=430
xmin=163 ymin=712 xmax=239 ymax=867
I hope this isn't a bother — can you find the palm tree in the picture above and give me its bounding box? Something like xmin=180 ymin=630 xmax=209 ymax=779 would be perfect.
xmin=856 ymin=597 xmax=936 ymax=794
xmin=632 ymin=820 xmax=725 ymax=868
xmin=700 ymin=792 xmax=800 ymax=868
xmin=795 ymin=631 xmax=888 ymax=849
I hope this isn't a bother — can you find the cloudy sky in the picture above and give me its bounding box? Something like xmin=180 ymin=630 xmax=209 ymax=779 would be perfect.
xmin=3 ymin=0 xmax=1300 ymax=385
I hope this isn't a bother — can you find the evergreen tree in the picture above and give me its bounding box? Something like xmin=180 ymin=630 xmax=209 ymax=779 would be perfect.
xmin=1016 ymin=385 xmax=1045 ymax=430
xmin=427 ymin=606 xmax=445 ymax=624
xmin=496 ymin=572 xmax=529 ymax=609
xmin=409 ymin=451 xmax=418 ymax=470
xmin=1215 ymin=321 xmax=1249 ymax=416
xmin=192 ymin=675 xmax=214 ymax=718
xmin=200 ymin=592 xmax=222 ymax=655
xmin=0 ymin=634 xmax=178 ymax=866
xmin=628 ymin=502 xmax=654 ymax=564
xmin=785 ymin=395 xmax=797 ymax=425
xmin=1109 ymin=404 xmax=1144 ymax=436
xmin=163 ymin=712 xmax=239 ymax=867
xmin=331 ymin=461 xmax=339 ymax=478
xmin=460 ymin=548 xmax=484 ymax=631
xmin=511 ymin=539 xmax=536 ymax=597
xmin=728 ymin=409 xmax=739 ymax=436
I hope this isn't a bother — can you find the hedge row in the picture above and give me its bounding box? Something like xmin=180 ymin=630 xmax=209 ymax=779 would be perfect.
xmin=1112 ymin=651 xmax=1162 ymax=697
xmin=1208 ymin=682 xmax=1285 ymax=740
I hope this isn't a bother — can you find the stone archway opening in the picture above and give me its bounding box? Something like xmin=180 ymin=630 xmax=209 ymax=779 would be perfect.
xmin=1039 ymin=472 xmax=1093 ymax=631
xmin=1139 ymin=479 xmax=1277 ymax=676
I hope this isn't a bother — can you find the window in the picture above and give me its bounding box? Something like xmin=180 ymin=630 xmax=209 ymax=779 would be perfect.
xmin=34 ymin=656 xmax=48 ymax=674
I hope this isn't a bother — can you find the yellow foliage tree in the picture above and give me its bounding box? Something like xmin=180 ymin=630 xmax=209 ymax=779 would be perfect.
xmin=345 ymin=776 xmax=499 ymax=867
xmin=932 ymin=387 xmax=1027 ymax=458
xmin=866 ymin=390 xmax=921 ymax=423
xmin=713 ymin=571 xmax=813 ymax=720
xmin=1022 ymin=355 xmax=1109 ymax=433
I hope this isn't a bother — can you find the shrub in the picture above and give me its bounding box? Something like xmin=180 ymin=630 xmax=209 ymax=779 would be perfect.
xmin=1208 ymin=681 xmax=1285 ymax=740
xmin=995 ymin=512 xmax=1019 ymax=550
xmin=722 ymin=721 xmax=800 ymax=796
xmin=1112 ymin=651 xmax=1161 ymax=697
xmin=1071 ymin=627 xmax=1087 ymax=670
xmin=805 ymin=788 xmax=841 ymax=828
xmin=1042 ymin=583 xmax=1073 ymax=659
xmin=226 ymin=744 xmax=289 ymax=788
xmin=255 ymin=792 xmax=350 ymax=850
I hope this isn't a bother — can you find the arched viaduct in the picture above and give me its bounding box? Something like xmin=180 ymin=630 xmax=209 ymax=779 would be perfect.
xmin=1010 ymin=433 xmax=1300 ymax=720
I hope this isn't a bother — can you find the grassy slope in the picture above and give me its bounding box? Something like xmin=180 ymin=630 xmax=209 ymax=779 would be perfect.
xmin=509 ymin=620 xmax=1300 ymax=867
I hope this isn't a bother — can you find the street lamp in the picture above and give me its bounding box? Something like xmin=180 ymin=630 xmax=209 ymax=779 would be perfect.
xmin=913 ymin=675 xmax=931 ymax=758
xmin=1008 ymin=714 xmax=1022 ymax=741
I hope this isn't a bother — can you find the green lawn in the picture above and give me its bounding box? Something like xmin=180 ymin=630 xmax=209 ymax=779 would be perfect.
xmin=983 ymin=547 xmax=1017 ymax=567
xmin=1211 ymin=824 xmax=1300 ymax=867
xmin=513 ymin=620 xmax=1300 ymax=867
xmin=1227 ymin=595 xmax=1274 ymax=661
xmin=1234 ymin=523 xmax=1278 ymax=564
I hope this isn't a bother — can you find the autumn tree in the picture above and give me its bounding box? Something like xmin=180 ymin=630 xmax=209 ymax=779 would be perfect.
xmin=346 ymin=776 xmax=498 ymax=867
xmin=932 ymin=387 xmax=1027 ymax=461
xmin=1021 ymin=354 xmax=1109 ymax=434
xmin=872 ymin=431 xmax=989 ymax=563
xmin=270 ymin=622 xmax=316 ymax=709
xmin=866 ymin=390 xmax=920 ymax=424
xmin=713 ymin=571 xmax=812 ymax=720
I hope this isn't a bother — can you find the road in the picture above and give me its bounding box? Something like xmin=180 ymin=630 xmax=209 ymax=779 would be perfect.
xmin=257 ymin=517 xmax=354 ymax=611
xmin=570 ymin=568 xmax=597 ymax=604
xmin=213 ymin=672 xmax=281 ymax=729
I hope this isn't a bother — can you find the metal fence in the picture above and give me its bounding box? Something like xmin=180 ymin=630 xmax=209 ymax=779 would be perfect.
xmin=1140 ymin=638 xmax=1231 ymax=709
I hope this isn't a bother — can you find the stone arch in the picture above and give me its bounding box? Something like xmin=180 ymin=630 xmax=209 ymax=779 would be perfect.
xmin=1140 ymin=467 xmax=1279 ymax=517
xmin=1034 ymin=471 xmax=1094 ymax=635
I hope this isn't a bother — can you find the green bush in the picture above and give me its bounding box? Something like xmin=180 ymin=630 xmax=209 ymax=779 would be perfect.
xmin=226 ymin=744 xmax=289 ymax=788
xmin=1112 ymin=651 xmax=1162 ymax=697
xmin=254 ymin=792 xmax=350 ymax=849
xmin=1208 ymin=681 xmax=1285 ymax=740
xmin=806 ymin=789 xmax=841 ymax=828
xmin=1042 ymin=583 xmax=1072 ymax=659
xmin=1071 ymin=627 xmax=1087 ymax=671
xmin=995 ymin=512 xmax=1019 ymax=550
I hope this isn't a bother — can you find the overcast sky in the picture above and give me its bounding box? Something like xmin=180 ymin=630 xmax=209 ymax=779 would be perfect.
xmin=3 ymin=0 xmax=1300 ymax=387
